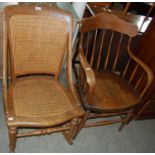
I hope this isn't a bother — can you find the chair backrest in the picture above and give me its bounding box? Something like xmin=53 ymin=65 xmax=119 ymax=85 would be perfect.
xmin=4 ymin=5 xmax=72 ymax=80
xmin=80 ymin=13 xmax=138 ymax=71
xmin=79 ymin=13 xmax=152 ymax=97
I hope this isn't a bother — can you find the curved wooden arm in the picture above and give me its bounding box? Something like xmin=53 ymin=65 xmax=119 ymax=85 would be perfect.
xmin=128 ymin=38 xmax=154 ymax=97
xmin=78 ymin=46 xmax=96 ymax=102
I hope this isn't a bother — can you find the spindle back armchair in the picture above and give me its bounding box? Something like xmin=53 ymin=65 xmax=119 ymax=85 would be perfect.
xmin=73 ymin=13 xmax=153 ymax=138
xmin=3 ymin=5 xmax=84 ymax=152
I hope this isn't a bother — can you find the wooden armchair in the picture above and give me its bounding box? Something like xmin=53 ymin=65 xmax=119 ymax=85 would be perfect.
xmin=3 ymin=5 xmax=84 ymax=152
xmin=73 ymin=13 xmax=154 ymax=138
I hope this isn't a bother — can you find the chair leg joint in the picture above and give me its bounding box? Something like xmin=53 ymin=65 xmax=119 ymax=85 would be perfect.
xmin=62 ymin=118 xmax=79 ymax=145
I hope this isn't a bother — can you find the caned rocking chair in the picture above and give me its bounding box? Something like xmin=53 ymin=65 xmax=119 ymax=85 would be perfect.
xmin=73 ymin=13 xmax=153 ymax=138
xmin=3 ymin=5 xmax=84 ymax=152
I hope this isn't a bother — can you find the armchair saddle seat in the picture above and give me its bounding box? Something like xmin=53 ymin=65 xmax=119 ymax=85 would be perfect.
xmin=84 ymin=73 xmax=140 ymax=112
xmin=8 ymin=76 xmax=83 ymax=127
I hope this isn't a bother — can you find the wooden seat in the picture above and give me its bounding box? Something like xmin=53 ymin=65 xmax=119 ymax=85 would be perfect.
xmin=73 ymin=13 xmax=153 ymax=138
xmin=85 ymin=73 xmax=140 ymax=112
xmin=3 ymin=5 xmax=84 ymax=152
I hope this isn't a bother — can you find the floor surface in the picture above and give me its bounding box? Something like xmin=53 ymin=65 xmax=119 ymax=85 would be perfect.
xmin=0 ymin=81 xmax=155 ymax=153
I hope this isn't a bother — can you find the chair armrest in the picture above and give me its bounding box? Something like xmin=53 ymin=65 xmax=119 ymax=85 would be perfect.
xmin=128 ymin=38 xmax=154 ymax=97
xmin=78 ymin=46 xmax=96 ymax=102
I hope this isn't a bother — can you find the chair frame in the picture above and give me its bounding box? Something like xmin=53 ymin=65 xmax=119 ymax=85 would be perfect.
xmin=3 ymin=5 xmax=84 ymax=152
xmin=73 ymin=13 xmax=154 ymax=138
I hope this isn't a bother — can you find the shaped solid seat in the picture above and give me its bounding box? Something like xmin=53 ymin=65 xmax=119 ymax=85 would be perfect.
xmin=86 ymin=73 xmax=140 ymax=112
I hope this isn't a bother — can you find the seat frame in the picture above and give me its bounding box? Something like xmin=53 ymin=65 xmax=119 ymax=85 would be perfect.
xmin=72 ymin=13 xmax=154 ymax=138
xmin=3 ymin=5 xmax=84 ymax=152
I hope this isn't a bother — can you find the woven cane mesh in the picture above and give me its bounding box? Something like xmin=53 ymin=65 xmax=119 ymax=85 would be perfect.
xmin=10 ymin=77 xmax=74 ymax=118
xmin=9 ymin=15 xmax=68 ymax=76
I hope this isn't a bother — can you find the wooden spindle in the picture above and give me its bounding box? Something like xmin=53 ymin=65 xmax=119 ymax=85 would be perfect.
xmin=122 ymin=57 xmax=131 ymax=78
xmin=97 ymin=29 xmax=105 ymax=70
xmin=135 ymin=71 xmax=145 ymax=90
xmin=86 ymin=32 xmax=90 ymax=58
xmin=140 ymin=85 xmax=148 ymax=97
xmin=90 ymin=29 xmax=98 ymax=67
xmin=88 ymin=112 xmax=126 ymax=119
xmin=84 ymin=119 xmax=122 ymax=128
xmin=129 ymin=64 xmax=139 ymax=83
xmin=104 ymin=31 xmax=114 ymax=70
xmin=112 ymin=34 xmax=123 ymax=72
xmin=17 ymin=126 xmax=69 ymax=138
xmin=122 ymin=2 xmax=131 ymax=18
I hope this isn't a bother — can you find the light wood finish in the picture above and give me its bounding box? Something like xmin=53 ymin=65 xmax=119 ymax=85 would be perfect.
xmin=8 ymin=127 xmax=17 ymax=153
xmin=73 ymin=13 xmax=153 ymax=138
xmin=0 ymin=12 xmax=3 ymax=78
xmin=17 ymin=126 xmax=70 ymax=138
xmin=3 ymin=5 xmax=84 ymax=152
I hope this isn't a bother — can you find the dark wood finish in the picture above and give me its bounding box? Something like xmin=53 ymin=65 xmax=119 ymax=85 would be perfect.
xmin=3 ymin=5 xmax=84 ymax=152
xmin=82 ymin=3 xmax=155 ymax=120
xmin=73 ymin=13 xmax=153 ymax=138
xmin=88 ymin=2 xmax=112 ymax=7
xmin=135 ymin=15 xmax=155 ymax=119
xmin=86 ymin=3 xmax=153 ymax=33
